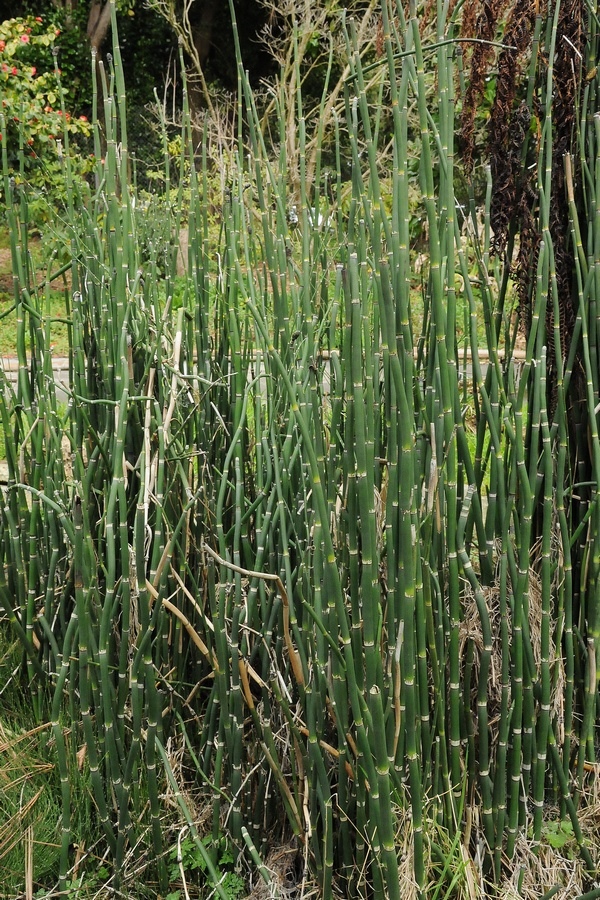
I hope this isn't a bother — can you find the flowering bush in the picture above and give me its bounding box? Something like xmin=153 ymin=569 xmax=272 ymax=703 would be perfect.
xmin=0 ymin=15 xmax=93 ymax=213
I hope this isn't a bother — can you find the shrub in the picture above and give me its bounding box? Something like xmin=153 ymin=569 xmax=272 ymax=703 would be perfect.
xmin=0 ymin=15 xmax=92 ymax=214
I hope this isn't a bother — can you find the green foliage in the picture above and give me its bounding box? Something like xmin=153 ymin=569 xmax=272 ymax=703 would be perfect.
xmin=541 ymin=820 xmax=575 ymax=851
xmin=113 ymin=3 xmax=178 ymax=185
xmin=33 ymin=865 xmax=112 ymax=900
xmin=0 ymin=718 xmax=61 ymax=896
xmin=168 ymin=834 xmax=245 ymax=900
xmin=0 ymin=15 xmax=55 ymax=56
xmin=0 ymin=15 xmax=93 ymax=214
xmin=0 ymin=16 xmax=92 ymax=142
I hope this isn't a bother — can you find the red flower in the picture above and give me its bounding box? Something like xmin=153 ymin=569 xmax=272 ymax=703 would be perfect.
xmin=35 ymin=16 xmax=42 ymax=22
xmin=20 ymin=34 xmax=30 ymax=43
xmin=30 ymin=67 xmax=36 ymax=76
xmin=1 ymin=64 xmax=7 ymax=73
xmin=79 ymin=115 xmax=88 ymax=121
xmin=55 ymin=29 xmax=61 ymax=36
xmin=0 ymin=41 xmax=5 ymax=51
xmin=11 ymin=66 xmax=17 ymax=75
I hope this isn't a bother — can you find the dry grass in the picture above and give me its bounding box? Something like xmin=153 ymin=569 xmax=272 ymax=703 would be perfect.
xmin=245 ymin=843 xmax=304 ymax=899
xmin=389 ymin=793 xmax=600 ymax=900
xmin=459 ymin=533 xmax=566 ymax=735
xmin=496 ymin=826 xmax=593 ymax=900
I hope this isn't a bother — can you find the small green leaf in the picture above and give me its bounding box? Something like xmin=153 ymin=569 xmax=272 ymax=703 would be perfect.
xmin=543 ymin=820 xmax=574 ymax=849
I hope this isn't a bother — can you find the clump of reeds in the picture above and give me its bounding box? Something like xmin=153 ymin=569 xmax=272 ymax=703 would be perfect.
xmin=1 ymin=0 xmax=599 ymax=896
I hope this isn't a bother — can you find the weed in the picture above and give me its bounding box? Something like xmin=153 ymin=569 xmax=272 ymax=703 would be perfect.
xmin=167 ymin=832 xmax=245 ymax=900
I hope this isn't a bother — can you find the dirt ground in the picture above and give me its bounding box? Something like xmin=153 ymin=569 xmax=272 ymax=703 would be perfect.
xmin=0 ymin=246 xmax=12 ymax=293
xmin=0 ymin=239 xmax=72 ymax=295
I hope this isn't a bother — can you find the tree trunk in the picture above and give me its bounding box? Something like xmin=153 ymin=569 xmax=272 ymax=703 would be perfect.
xmin=187 ymin=0 xmax=219 ymax=121
xmin=87 ymin=0 xmax=112 ymax=54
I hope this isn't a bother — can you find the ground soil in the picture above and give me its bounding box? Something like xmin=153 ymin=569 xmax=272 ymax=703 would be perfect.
xmin=0 ymin=240 xmax=72 ymax=295
xmin=0 ymin=246 xmax=12 ymax=293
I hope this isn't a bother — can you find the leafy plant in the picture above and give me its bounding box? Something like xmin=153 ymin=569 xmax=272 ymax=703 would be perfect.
xmin=33 ymin=865 xmax=112 ymax=900
xmin=0 ymin=14 xmax=92 ymax=212
xmin=168 ymin=833 xmax=245 ymax=900
xmin=541 ymin=820 xmax=575 ymax=852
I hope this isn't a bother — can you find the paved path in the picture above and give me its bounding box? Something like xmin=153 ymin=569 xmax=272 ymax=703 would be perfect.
xmin=1 ymin=355 xmax=70 ymax=402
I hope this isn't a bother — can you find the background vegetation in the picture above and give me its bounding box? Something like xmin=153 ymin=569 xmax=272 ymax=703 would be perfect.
xmin=1 ymin=0 xmax=600 ymax=898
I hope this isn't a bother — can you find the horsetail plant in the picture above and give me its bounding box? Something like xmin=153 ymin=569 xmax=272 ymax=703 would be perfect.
xmin=1 ymin=0 xmax=600 ymax=896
